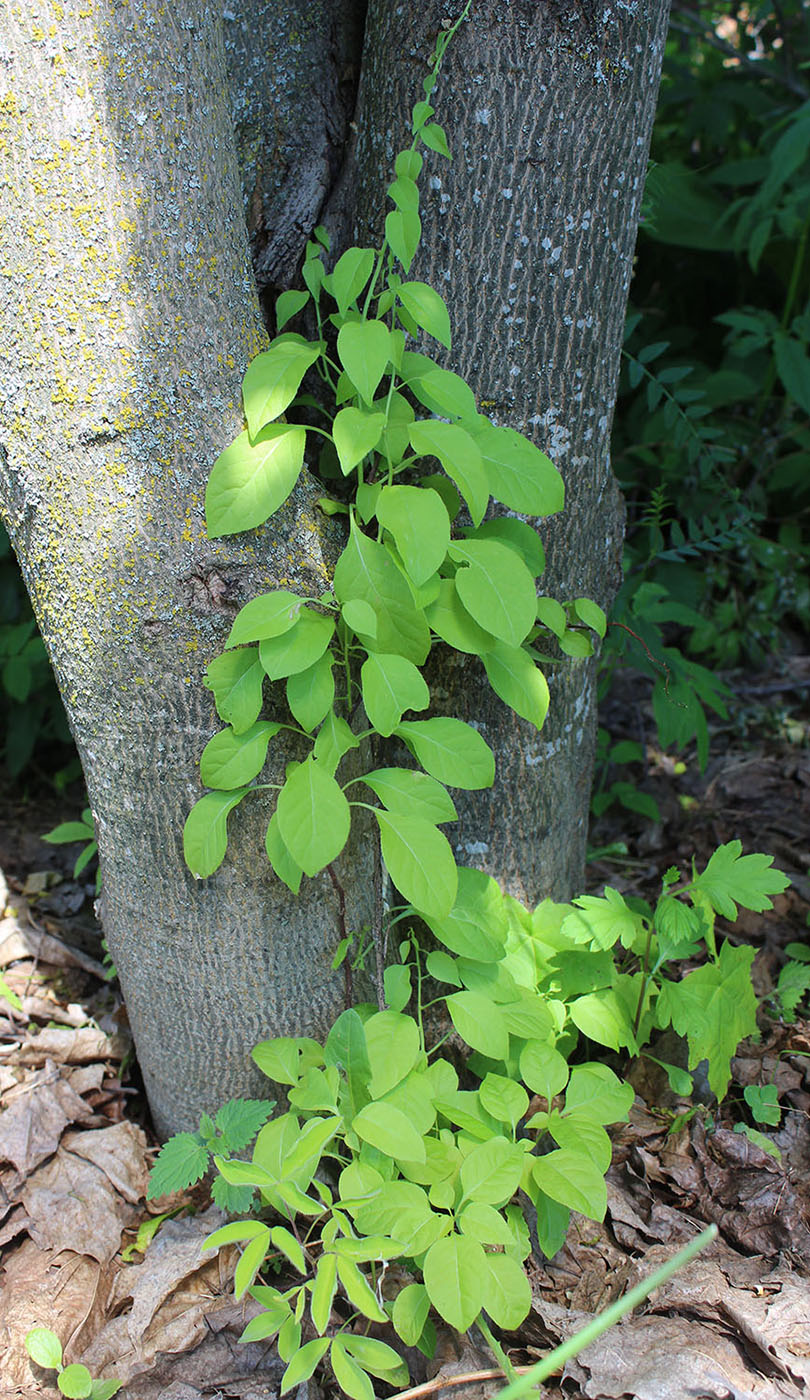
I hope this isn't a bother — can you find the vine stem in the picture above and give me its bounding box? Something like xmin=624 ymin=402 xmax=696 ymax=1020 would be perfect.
xmin=372 ymin=830 xmax=386 ymax=1011
xmin=387 ymin=1365 xmax=539 ymax=1400
xmin=476 ymin=1314 xmax=519 ymax=1384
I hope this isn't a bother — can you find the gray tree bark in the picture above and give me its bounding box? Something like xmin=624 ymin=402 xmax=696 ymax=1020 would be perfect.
xmin=0 ymin=0 xmax=669 ymax=1136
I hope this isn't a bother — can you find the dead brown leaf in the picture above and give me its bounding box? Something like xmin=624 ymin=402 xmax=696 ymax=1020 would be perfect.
xmin=16 ymin=1025 xmax=125 ymax=1067
xmin=21 ymin=1131 xmax=142 ymax=1263
xmin=0 ymin=1063 xmax=92 ymax=1174
xmin=63 ymin=1121 xmax=149 ymax=1204
xmin=0 ymin=1240 xmax=108 ymax=1391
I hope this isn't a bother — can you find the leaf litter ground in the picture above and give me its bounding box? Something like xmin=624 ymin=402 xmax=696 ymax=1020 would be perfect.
xmin=1 ymin=671 xmax=809 ymax=1399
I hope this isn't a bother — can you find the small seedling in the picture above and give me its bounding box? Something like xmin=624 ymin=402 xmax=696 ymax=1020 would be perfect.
xmin=25 ymin=1328 xmax=120 ymax=1399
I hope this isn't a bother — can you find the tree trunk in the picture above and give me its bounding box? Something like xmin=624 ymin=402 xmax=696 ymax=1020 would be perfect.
xmin=0 ymin=0 xmax=370 ymax=1137
xmin=344 ymin=0 xmax=669 ymax=901
xmin=0 ymin=0 xmax=669 ymax=1136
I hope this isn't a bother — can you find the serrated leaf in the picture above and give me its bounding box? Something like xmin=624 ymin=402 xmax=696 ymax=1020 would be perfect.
xmin=146 ymin=1133 xmax=212 ymax=1199
xmin=200 ymin=721 xmax=280 ymax=789
xmin=183 ymin=788 xmax=249 ymax=879
xmin=211 ymin=1177 xmax=256 ymax=1215
xmin=396 ymin=717 xmax=494 ymax=790
xmin=206 ymin=426 xmax=306 ymax=536
xmin=337 ymin=321 xmax=391 ymax=404
xmin=408 ymin=420 xmax=488 ymax=526
xmin=657 ymin=940 xmax=758 ymax=1099
xmin=562 ymin=887 xmax=645 ymax=950
xmin=691 ymin=841 xmax=790 ymax=919
xmin=242 ymin=340 xmax=321 ymax=435
xmin=276 ymin=757 xmax=351 ymax=876
xmin=215 ymin=1098 xmax=275 ymax=1151
xmin=423 ymin=1235 xmax=485 ymax=1332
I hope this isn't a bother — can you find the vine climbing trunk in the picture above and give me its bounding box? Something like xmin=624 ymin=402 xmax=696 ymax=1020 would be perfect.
xmin=0 ymin=0 xmax=670 ymax=1137
xmin=345 ymin=0 xmax=670 ymax=900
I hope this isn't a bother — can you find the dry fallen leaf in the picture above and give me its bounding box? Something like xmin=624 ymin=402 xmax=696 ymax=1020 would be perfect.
xmin=22 ymin=1135 xmax=140 ymax=1263
xmin=16 ymin=1025 xmax=125 ymax=1067
xmin=0 ymin=1062 xmax=92 ymax=1174
xmin=0 ymin=1240 xmax=108 ymax=1391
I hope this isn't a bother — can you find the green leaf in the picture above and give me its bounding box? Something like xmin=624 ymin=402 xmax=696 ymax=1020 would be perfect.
xmin=259 ymin=609 xmax=335 ymax=680
xmin=423 ymin=1235 xmax=485 ymax=1332
xmin=480 ymin=1250 xmax=532 ymax=1330
xmin=270 ymin=1224 xmax=307 ymax=1274
xmin=386 ymin=207 xmax=422 ymax=273
xmin=478 ymin=1073 xmax=529 ymax=1130
xmin=532 ymin=1190 xmax=570 ymax=1258
xmin=335 ymin=1257 xmax=388 ymax=1322
xmin=331 ymin=247 xmax=376 ymax=316
xmin=311 ymin=1252 xmax=338 ymax=1334
xmin=483 ymin=644 xmax=550 ymax=729
xmin=562 ymin=887 xmax=645 ymax=951
xmin=251 ymin=1038 xmax=308 ymax=1086
xmin=286 ymin=653 xmax=334 ymax=732
xmin=519 ymin=1041 xmax=569 ymax=1101
xmin=396 ymin=717 xmax=495 ymax=790
xmin=203 ymin=1218 xmax=273 ymax=1252
xmin=265 ymin=813 xmax=303 ymax=894
xmin=657 ymin=941 xmax=758 ymax=1099
xmin=215 ymin=1098 xmax=275 ymax=1151
xmin=280 ymin=1337 xmax=331 ymax=1395
xmin=183 ymin=788 xmax=249 ymax=878
xmin=313 ymin=711 xmax=360 ymax=773
xmin=89 ymin=1382 xmax=122 ymax=1400
xmin=536 ymin=596 xmax=566 ymax=638
xmin=200 ymin=721 xmax=280 ymax=790
xmin=401 ymin=353 xmax=477 ymax=420
xmin=361 ymin=652 xmax=429 ymax=737
xmin=375 ymin=809 xmax=457 ymax=918
xmin=549 ymin=1111 xmax=612 ymax=1171
xmin=352 ymin=1101 xmax=426 ymax=1163
xmin=331 ymin=1338 xmax=376 ymax=1400
xmin=532 ymin=1148 xmax=607 ymax=1222
xmin=42 ymin=821 xmax=94 ymax=844
xmin=211 ymin=1177 xmax=256 ymax=1215
xmin=421 ymin=122 xmax=451 ymax=157
xmin=569 ymin=989 xmax=637 ymax=1053
xmin=425 ymin=578 xmax=497 ymax=656
xmin=234 ymin=1228 xmax=272 ymax=1299
xmin=337 ymin=321 xmax=391 ymax=404
xmin=459 ymin=1136 xmax=524 ymax=1205
xmin=276 ymin=289 xmax=310 ymax=331
xmin=564 ymin=1064 xmax=634 ymax=1124
xmin=204 ymin=648 xmax=264 ymax=733
xmin=376 ymin=484 xmax=450 ymax=586
xmin=276 ymin=757 xmax=351 ymax=876
xmin=332 ymin=406 xmax=386 ymax=475
xmin=362 ymin=767 xmax=456 ymax=824
xmin=226 ymin=591 xmax=304 ymax=647
xmin=447 ymin=991 xmax=509 ymax=1059
xmin=425 ymin=866 xmax=508 ymax=961
xmin=457 ymin=1201 xmax=515 ymax=1245
xmin=465 ymin=517 xmax=545 ymax=576
xmin=384 ymin=963 xmax=412 ymax=1012
xmin=573 ymin=597 xmax=606 ymax=637
xmin=470 ymin=419 xmax=564 ymax=516
xmin=398 ymin=281 xmax=451 ymax=348
xmin=691 ymin=841 xmax=790 ymax=920
xmin=743 ymin=1083 xmax=780 ymax=1127
xmin=324 ymin=1009 xmax=372 ymax=1118
xmin=242 ymin=339 xmax=321 ymax=435
xmin=342 ymin=598 xmax=378 ymax=637
xmin=364 ymin=1008 xmax=421 ymax=1096
xmin=340 ymin=1335 xmax=408 ymax=1386
xmin=58 ymin=1364 xmax=93 ymax=1398
xmin=25 ymin=1327 xmax=63 ymax=1370
xmin=393 ymin=1283 xmax=431 ymax=1347
xmin=333 ymin=520 xmax=431 ymax=665
xmin=206 ymin=426 xmax=306 ymax=536
xmin=408 ymin=420 xmax=488 ymax=526
xmin=449 ymin=540 xmax=537 ymax=646
xmin=773 ymin=331 xmax=810 ymax=415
